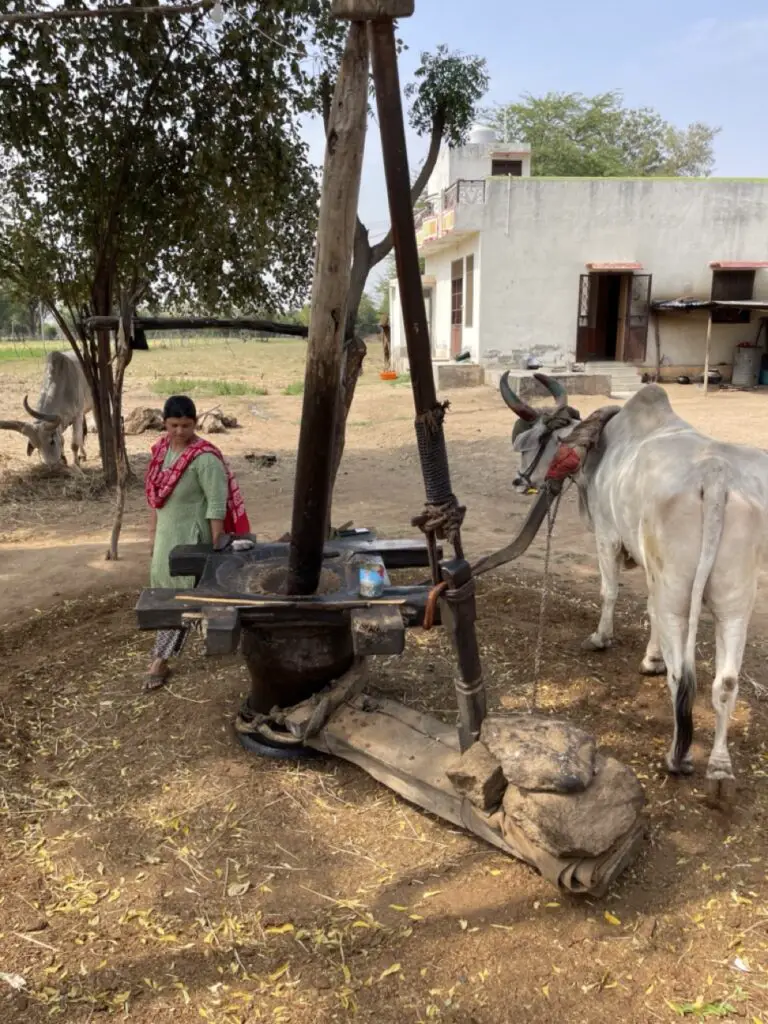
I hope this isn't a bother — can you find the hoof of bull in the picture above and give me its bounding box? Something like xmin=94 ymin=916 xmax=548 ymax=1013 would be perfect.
xmin=704 ymin=775 xmax=737 ymax=808
xmin=665 ymin=752 xmax=694 ymax=777
xmin=581 ymin=634 xmax=611 ymax=652
xmin=640 ymin=657 xmax=667 ymax=677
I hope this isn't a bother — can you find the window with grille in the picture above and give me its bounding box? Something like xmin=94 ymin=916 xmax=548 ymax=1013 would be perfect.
xmin=491 ymin=159 xmax=522 ymax=176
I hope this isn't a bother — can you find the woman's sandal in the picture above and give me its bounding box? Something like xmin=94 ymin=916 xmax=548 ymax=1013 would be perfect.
xmin=143 ymin=668 xmax=172 ymax=692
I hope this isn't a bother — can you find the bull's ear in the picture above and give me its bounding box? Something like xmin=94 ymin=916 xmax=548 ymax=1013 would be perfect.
xmin=26 ymin=442 xmax=34 ymax=457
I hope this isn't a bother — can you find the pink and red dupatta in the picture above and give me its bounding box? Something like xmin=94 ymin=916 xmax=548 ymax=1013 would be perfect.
xmin=145 ymin=435 xmax=251 ymax=535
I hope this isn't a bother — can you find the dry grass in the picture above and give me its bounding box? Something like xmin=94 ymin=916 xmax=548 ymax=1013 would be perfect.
xmin=0 ymin=463 xmax=111 ymax=506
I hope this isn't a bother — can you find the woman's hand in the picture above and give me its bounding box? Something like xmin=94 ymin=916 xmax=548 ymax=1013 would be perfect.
xmin=209 ymin=519 xmax=225 ymax=548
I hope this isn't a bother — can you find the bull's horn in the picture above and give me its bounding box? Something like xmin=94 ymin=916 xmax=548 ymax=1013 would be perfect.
xmin=499 ymin=371 xmax=538 ymax=421
xmin=23 ymin=395 xmax=61 ymax=426
xmin=0 ymin=419 xmax=36 ymax=440
xmin=533 ymin=372 xmax=568 ymax=409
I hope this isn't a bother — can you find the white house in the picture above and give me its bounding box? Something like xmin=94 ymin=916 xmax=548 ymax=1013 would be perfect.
xmin=389 ymin=126 xmax=768 ymax=392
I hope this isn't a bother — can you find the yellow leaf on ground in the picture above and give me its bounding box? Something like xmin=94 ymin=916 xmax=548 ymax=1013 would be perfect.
xmin=378 ymin=964 xmax=401 ymax=981
xmin=604 ymin=911 xmax=621 ymax=926
xmin=265 ymin=923 xmax=294 ymax=935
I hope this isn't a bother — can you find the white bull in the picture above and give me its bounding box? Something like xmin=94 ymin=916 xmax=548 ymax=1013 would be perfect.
xmin=501 ymin=372 xmax=768 ymax=804
xmin=0 ymin=349 xmax=92 ymax=467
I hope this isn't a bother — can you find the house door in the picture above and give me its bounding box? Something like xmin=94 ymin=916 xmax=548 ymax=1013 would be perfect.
xmin=450 ymin=259 xmax=463 ymax=357
xmin=576 ymin=272 xmax=650 ymax=362
xmin=623 ymin=274 xmax=652 ymax=363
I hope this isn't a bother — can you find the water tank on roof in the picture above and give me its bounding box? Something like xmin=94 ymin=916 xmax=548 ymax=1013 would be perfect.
xmin=468 ymin=124 xmax=497 ymax=145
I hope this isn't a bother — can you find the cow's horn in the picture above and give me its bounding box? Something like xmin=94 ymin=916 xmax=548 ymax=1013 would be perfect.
xmin=499 ymin=371 xmax=538 ymax=422
xmin=0 ymin=419 xmax=36 ymax=440
xmin=23 ymin=395 xmax=61 ymax=426
xmin=533 ymin=372 xmax=568 ymax=409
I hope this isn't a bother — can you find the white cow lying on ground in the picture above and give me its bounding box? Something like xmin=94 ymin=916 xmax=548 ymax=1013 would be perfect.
xmin=501 ymin=371 xmax=768 ymax=805
xmin=0 ymin=349 xmax=92 ymax=467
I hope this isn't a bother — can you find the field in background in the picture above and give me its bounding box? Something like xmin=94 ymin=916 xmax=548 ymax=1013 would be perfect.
xmin=0 ymin=334 xmax=391 ymax=395
xmin=2 ymin=345 xmax=768 ymax=1022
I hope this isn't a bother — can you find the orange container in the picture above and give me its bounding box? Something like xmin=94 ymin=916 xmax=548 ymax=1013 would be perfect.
xmin=380 ymin=370 xmax=398 ymax=381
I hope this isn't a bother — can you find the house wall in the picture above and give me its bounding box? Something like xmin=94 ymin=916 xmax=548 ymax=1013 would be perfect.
xmin=472 ymin=178 xmax=768 ymax=369
xmin=427 ymin=143 xmax=531 ymax=196
xmin=426 ymin=237 xmax=481 ymax=362
xmin=390 ymin=239 xmax=482 ymax=373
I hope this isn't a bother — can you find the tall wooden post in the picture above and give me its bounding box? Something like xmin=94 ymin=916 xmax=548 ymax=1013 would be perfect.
xmin=286 ymin=21 xmax=370 ymax=595
xmin=363 ymin=0 xmax=486 ymax=748
xmin=703 ymin=310 xmax=713 ymax=397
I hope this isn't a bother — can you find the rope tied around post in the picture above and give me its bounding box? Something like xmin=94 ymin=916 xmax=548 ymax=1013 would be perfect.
xmin=411 ymin=400 xmax=466 ymax=546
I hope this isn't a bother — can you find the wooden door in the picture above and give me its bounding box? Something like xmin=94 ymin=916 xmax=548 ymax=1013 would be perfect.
xmin=623 ymin=274 xmax=652 ymax=363
xmin=575 ymin=273 xmax=600 ymax=361
xmin=450 ymin=259 xmax=463 ymax=357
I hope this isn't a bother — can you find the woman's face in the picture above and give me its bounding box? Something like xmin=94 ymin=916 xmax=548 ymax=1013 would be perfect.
xmin=165 ymin=417 xmax=197 ymax=446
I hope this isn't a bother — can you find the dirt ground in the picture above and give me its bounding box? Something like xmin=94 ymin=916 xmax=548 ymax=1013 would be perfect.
xmin=1 ymin=339 xmax=768 ymax=1023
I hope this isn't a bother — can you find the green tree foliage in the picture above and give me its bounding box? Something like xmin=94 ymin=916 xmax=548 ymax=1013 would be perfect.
xmin=0 ymin=1 xmax=341 ymax=481
xmin=0 ymin=278 xmax=36 ymax=337
xmin=484 ymin=91 xmax=719 ymax=178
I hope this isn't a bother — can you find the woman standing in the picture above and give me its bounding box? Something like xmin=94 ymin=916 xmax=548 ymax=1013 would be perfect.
xmin=143 ymin=395 xmax=250 ymax=691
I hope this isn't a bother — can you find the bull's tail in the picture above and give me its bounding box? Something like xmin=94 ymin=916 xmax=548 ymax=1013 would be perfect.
xmin=675 ymin=464 xmax=728 ymax=765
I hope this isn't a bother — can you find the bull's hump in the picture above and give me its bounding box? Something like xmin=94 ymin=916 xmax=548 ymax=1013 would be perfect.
xmin=618 ymin=384 xmax=683 ymax=435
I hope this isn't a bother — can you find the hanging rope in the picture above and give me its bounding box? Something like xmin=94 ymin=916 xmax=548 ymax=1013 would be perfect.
xmin=530 ymin=480 xmax=570 ymax=712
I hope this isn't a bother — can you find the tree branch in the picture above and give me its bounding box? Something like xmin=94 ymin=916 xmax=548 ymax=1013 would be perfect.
xmin=369 ymin=113 xmax=444 ymax=266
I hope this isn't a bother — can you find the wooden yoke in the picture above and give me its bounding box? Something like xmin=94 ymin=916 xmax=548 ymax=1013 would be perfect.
xmin=331 ymin=0 xmax=414 ymax=17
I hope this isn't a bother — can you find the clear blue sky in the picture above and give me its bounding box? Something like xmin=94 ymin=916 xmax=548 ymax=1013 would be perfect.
xmin=301 ymin=0 xmax=768 ymax=281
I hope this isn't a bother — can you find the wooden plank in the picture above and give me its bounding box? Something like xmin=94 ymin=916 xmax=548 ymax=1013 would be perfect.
xmin=305 ymin=702 xmax=646 ymax=896
xmin=173 ymin=593 xmax=408 ymax=610
xmin=287 ymin=23 xmax=370 ymax=595
xmin=346 ymin=693 xmax=460 ymax=750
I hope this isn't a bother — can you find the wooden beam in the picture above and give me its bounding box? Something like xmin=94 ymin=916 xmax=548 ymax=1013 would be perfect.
xmin=84 ymin=316 xmax=308 ymax=338
xmin=0 ymin=1 xmax=212 ymax=25
xmin=287 ymin=22 xmax=370 ymax=595
xmin=304 ymin=700 xmax=645 ymax=897
xmin=331 ymin=0 xmax=415 ymax=17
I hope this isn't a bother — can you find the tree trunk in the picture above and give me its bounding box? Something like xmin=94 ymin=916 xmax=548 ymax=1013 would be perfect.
xmin=325 ymin=335 xmax=367 ymax=532
xmin=90 ymin=274 xmax=118 ymax=486
xmin=344 ymin=221 xmax=375 ymax=341
xmin=106 ymin=294 xmax=135 ymax=560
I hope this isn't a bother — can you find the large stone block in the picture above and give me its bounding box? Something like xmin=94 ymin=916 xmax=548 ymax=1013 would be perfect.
xmin=502 ymin=754 xmax=645 ymax=858
xmin=435 ymin=363 xmax=485 ymax=390
xmin=446 ymin=741 xmax=506 ymax=811
xmin=481 ymin=714 xmax=596 ymax=794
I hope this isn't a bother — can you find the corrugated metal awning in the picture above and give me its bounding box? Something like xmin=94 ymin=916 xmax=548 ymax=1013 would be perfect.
xmin=653 ymin=298 xmax=768 ymax=312
xmin=585 ymin=261 xmax=643 ymax=271
xmin=708 ymin=261 xmax=768 ymax=270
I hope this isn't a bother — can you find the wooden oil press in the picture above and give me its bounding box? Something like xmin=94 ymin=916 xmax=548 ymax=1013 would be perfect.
xmin=137 ymin=0 xmax=646 ymax=897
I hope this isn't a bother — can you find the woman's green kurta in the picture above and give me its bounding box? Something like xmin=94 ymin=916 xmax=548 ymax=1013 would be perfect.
xmin=150 ymin=449 xmax=228 ymax=590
